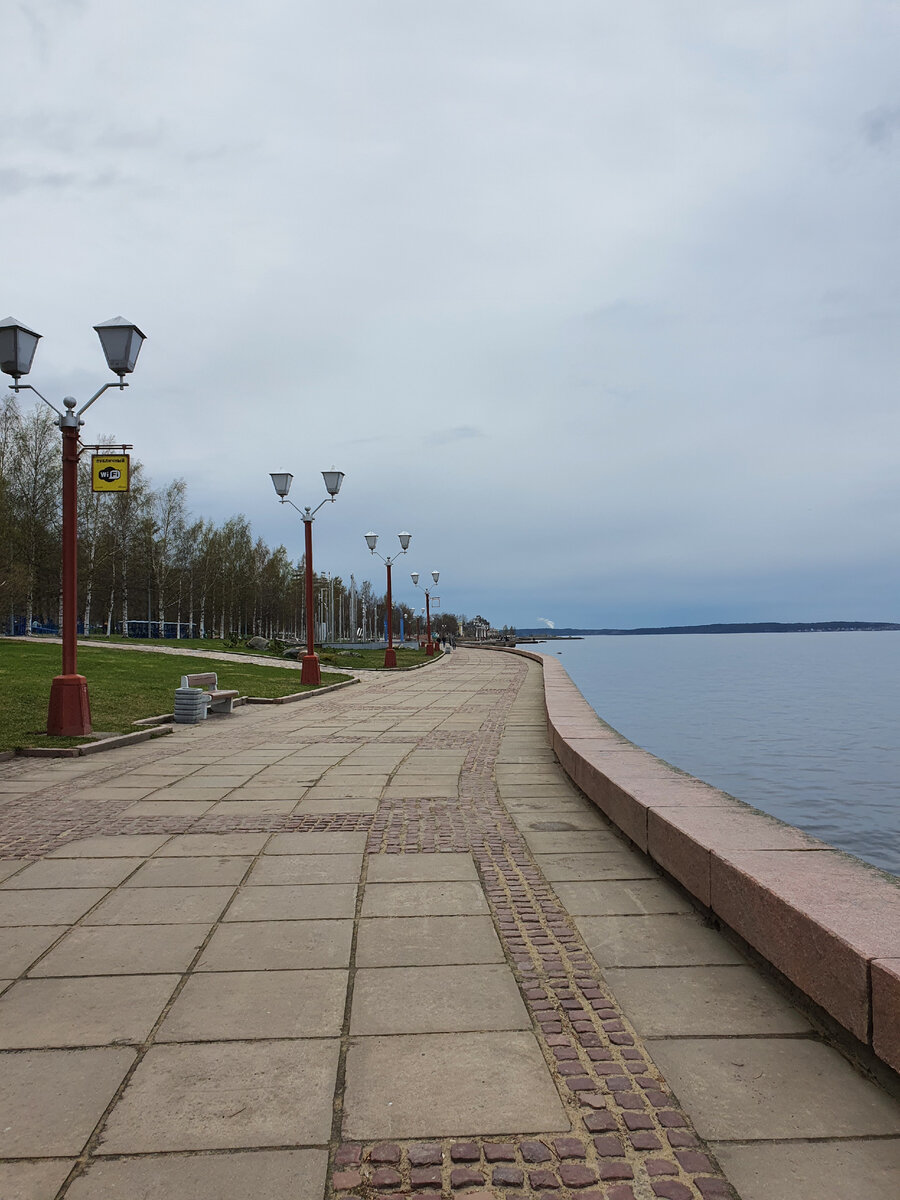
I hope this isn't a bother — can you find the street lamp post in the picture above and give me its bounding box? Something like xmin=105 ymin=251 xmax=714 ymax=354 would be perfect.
xmin=365 ymin=531 xmax=411 ymax=668
xmin=0 ymin=316 xmax=146 ymax=736
xmin=270 ymin=469 xmax=345 ymax=685
xmin=411 ymin=569 xmax=440 ymax=656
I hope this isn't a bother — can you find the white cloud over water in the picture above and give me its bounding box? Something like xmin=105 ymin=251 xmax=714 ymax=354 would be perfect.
xmin=4 ymin=1 xmax=900 ymax=626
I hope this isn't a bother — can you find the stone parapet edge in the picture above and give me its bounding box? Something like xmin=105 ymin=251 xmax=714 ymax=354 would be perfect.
xmin=478 ymin=645 xmax=900 ymax=1078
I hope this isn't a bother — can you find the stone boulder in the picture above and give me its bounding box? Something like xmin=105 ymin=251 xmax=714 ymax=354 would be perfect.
xmin=246 ymin=636 xmax=270 ymax=650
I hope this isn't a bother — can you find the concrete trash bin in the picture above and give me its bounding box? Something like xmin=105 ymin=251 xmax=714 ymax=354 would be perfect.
xmin=173 ymin=686 xmax=209 ymax=724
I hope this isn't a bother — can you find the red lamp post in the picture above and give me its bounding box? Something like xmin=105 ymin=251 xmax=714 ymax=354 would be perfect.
xmin=411 ymin=569 xmax=440 ymax=656
xmin=365 ymin=531 xmax=411 ymax=668
xmin=271 ymin=470 xmax=345 ymax=685
xmin=0 ymin=316 xmax=146 ymax=737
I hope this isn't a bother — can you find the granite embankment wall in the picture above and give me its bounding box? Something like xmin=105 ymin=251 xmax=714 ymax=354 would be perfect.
xmin=491 ymin=646 xmax=900 ymax=1078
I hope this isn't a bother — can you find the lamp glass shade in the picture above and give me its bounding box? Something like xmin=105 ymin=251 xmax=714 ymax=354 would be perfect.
xmin=431 ymin=570 xmax=440 ymax=584
xmin=270 ymin=472 xmax=293 ymax=498
xmin=0 ymin=317 xmax=41 ymax=379
xmin=398 ymin=531 xmax=412 ymax=551
xmin=322 ymin=469 xmax=344 ymax=496
xmin=410 ymin=572 xmax=419 ymax=586
xmin=94 ymin=317 xmax=146 ymax=376
xmin=364 ymin=531 xmax=378 ymax=551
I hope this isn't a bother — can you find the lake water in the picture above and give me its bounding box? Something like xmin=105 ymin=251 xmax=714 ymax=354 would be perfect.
xmin=525 ymin=632 xmax=900 ymax=876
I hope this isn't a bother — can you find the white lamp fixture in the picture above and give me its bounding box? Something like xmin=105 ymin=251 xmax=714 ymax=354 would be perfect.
xmin=365 ymin=532 xmax=378 ymax=552
xmin=398 ymin=531 xmax=412 ymax=551
xmin=0 ymin=317 xmax=41 ymax=379
xmin=270 ymin=473 xmax=293 ymax=498
xmin=93 ymin=317 xmax=146 ymax=378
xmin=410 ymin=572 xmax=419 ymax=586
xmin=431 ymin=570 xmax=440 ymax=584
xmin=322 ymin=469 xmax=345 ymax=497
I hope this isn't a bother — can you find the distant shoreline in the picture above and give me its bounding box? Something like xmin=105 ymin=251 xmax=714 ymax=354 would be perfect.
xmin=515 ymin=621 xmax=900 ymax=638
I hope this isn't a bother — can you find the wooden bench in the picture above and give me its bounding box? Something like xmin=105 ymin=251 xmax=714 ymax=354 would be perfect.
xmin=180 ymin=672 xmax=239 ymax=715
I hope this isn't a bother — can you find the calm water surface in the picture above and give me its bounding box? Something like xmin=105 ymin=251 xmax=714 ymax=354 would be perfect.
xmin=527 ymin=632 xmax=900 ymax=875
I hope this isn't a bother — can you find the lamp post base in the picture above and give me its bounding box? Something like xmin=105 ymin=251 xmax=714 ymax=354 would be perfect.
xmin=300 ymin=654 xmax=322 ymax=685
xmin=425 ymin=642 xmax=435 ymax=656
xmin=384 ymin=647 xmax=397 ymax=668
xmin=47 ymin=674 xmax=92 ymax=737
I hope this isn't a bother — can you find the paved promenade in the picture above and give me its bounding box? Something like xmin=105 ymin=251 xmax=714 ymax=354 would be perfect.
xmin=1 ymin=649 xmax=898 ymax=1200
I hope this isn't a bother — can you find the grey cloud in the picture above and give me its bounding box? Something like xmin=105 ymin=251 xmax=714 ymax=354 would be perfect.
xmin=15 ymin=0 xmax=87 ymax=57
xmin=861 ymin=105 xmax=900 ymax=148
xmin=428 ymin=426 xmax=485 ymax=445
xmin=0 ymin=166 xmax=129 ymax=194
xmin=0 ymin=167 xmax=79 ymax=194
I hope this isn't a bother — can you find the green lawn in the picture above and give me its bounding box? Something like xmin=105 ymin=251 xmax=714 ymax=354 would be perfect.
xmin=61 ymin=635 xmax=441 ymax=671
xmin=318 ymin=646 xmax=440 ymax=670
xmin=0 ymin=642 xmax=348 ymax=753
xmin=76 ymin=634 xmax=286 ymax=658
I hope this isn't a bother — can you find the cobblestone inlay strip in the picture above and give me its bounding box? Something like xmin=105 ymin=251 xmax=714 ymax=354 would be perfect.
xmin=339 ymin=660 xmax=738 ymax=1200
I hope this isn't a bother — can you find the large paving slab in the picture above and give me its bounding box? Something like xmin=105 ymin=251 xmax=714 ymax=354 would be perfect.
xmin=46 ymin=835 xmax=172 ymax=857
xmin=0 ymin=1159 xmax=76 ymax=1200
xmin=247 ymin=852 xmax=363 ymax=885
xmin=577 ymin=912 xmax=746 ymax=967
xmin=603 ymin=965 xmax=813 ymax=1036
xmin=156 ymin=832 xmax=270 ymax=855
xmin=522 ymin=830 xmax=624 ymax=854
xmin=343 ymin=1031 xmax=570 ymax=1138
xmin=0 ymin=974 xmax=178 ymax=1047
xmin=157 ymin=968 xmax=348 ymax=1040
xmin=0 ymin=888 xmax=110 ymax=926
xmin=360 ymin=880 xmax=489 ymax=917
xmin=351 ymin=964 xmax=530 ymax=1033
xmin=366 ymin=851 xmax=479 ymax=882
xmin=30 ymin=923 xmax=208 ymax=976
xmin=83 ymin=885 xmax=236 ymax=924
xmin=553 ymin=878 xmax=693 ymax=914
xmin=0 ymin=1047 xmax=135 ymax=1156
xmin=710 ymin=1138 xmax=900 ymax=1200
xmin=66 ymin=1149 xmax=329 ymax=1200
xmin=224 ymin=883 xmax=357 ymax=920
xmin=98 ymin=1040 xmax=340 ymax=1152
xmin=650 ymin=1036 xmax=900 ymax=1139
xmin=534 ymin=849 xmax=658 ymax=880
xmin=0 ymin=925 xmax=68 ymax=976
xmin=124 ymin=855 xmax=254 ymax=886
xmin=0 ymin=857 xmax=143 ymax=889
xmin=355 ymin=914 xmax=504 ymax=966
xmin=196 ymin=918 xmax=353 ymax=971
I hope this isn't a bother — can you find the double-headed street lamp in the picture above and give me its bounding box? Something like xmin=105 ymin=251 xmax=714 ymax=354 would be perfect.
xmin=364 ymin=530 xmax=411 ymax=668
xmin=411 ymin=569 xmax=440 ymax=655
xmin=0 ymin=316 xmax=146 ymax=736
xmin=271 ymin=469 xmax=345 ymax=685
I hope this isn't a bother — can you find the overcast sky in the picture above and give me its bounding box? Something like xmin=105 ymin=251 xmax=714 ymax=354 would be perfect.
xmin=5 ymin=0 xmax=900 ymax=627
